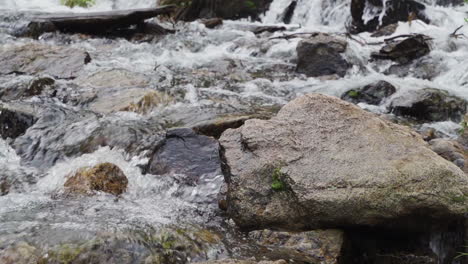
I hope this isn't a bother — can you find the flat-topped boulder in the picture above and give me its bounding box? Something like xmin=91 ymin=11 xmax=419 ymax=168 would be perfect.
xmin=220 ymin=93 xmax=468 ymax=231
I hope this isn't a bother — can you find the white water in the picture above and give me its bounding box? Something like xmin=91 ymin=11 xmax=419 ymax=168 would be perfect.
xmin=0 ymin=0 xmax=467 ymax=258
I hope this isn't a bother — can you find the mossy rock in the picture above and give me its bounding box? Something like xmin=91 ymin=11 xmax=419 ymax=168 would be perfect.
xmin=64 ymin=162 xmax=128 ymax=196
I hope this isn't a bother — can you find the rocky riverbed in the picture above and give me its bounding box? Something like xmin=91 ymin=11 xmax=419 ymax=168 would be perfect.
xmin=0 ymin=0 xmax=467 ymax=263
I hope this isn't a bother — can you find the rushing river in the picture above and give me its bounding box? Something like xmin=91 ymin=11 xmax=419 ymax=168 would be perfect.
xmin=0 ymin=0 xmax=467 ymax=262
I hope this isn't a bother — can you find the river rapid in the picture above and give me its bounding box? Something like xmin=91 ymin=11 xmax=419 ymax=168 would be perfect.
xmin=0 ymin=0 xmax=467 ymax=263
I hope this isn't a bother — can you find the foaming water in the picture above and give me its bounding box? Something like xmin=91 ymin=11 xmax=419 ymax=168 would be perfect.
xmin=0 ymin=0 xmax=467 ymax=258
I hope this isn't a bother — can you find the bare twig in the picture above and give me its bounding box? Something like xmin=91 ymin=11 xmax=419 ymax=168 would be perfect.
xmin=450 ymin=25 xmax=465 ymax=39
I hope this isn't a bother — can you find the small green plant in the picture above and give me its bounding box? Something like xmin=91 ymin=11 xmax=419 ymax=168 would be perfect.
xmin=61 ymin=0 xmax=95 ymax=8
xmin=347 ymin=90 xmax=360 ymax=98
xmin=271 ymin=167 xmax=286 ymax=191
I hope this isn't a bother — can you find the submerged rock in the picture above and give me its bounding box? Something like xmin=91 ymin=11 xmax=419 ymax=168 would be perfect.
xmin=89 ymin=89 xmax=174 ymax=114
xmin=390 ymin=88 xmax=467 ymax=122
xmin=147 ymin=128 xmax=221 ymax=184
xmin=0 ymin=44 xmax=91 ymax=79
xmin=296 ymin=33 xmax=350 ymax=78
xmin=64 ymin=163 xmax=128 ymax=196
xmin=219 ymin=93 xmax=468 ymax=231
xmin=200 ymin=18 xmax=223 ymax=28
xmin=371 ymin=35 xmax=431 ymax=65
xmin=385 ymin=56 xmax=443 ymax=80
xmin=249 ymin=229 xmax=343 ymax=264
xmin=341 ymin=80 xmax=396 ymax=105
xmin=350 ymin=0 xmax=429 ymax=33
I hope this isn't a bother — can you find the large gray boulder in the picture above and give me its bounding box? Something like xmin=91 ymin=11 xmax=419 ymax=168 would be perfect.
xmin=219 ymin=94 xmax=468 ymax=231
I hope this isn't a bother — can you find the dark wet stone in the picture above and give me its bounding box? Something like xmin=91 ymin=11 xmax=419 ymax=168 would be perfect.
xmin=253 ymin=26 xmax=286 ymax=35
xmin=350 ymin=0 xmax=429 ymax=34
xmin=281 ymin=0 xmax=296 ymax=24
xmin=147 ymin=128 xmax=221 ymax=184
xmin=0 ymin=44 xmax=91 ymax=79
xmin=0 ymin=104 xmax=38 ymax=140
xmin=296 ymin=33 xmax=350 ymax=77
xmin=200 ymin=18 xmax=223 ymax=28
xmin=341 ymin=80 xmax=396 ymax=105
xmin=390 ymin=88 xmax=467 ymax=122
xmin=165 ymin=0 xmax=273 ymax=21
xmin=371 ymin=34 xmax=430 ymax=65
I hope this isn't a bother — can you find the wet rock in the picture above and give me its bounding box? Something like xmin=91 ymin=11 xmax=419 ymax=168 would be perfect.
xmin=249 ymin=229 xmax=344 ymax=264
xmin=200 ymin=18 xmax=223 ymax=28
xmin=385 ymin=56 xmax=443 ymax=80
xmin=350 ymin=0 xmax=429 ymax=33
xmin=0 ymin=76 xmax=55 ymax=100
xmin=341 ymin=80 xmax=396 ymax=105
xmin=64 ymin=163 xmax=128 ymax=196
xmin=390 ymin=88 xmax=467 ymax=122
xmin=219 ymin=93 xmax=468 ymax=231
xmin=296 ymin=33 xmax=350 ymax=77
xmin=253 ymin=26 xmax=286 ymax=35
xmin=370 ymin=23 xmax=398 ymax=37
xmin=0 ymin=104 xmax=38 ymax=140
xmin=281 ymin=0 xmax=296 ymax=24
xmin=164 ymin=0 xmax=273 ymax=21
xmin=13 ymin=108 xmax=165 ymax=168
xmin=76 ymin=69 xmax=149 ymax=89
xmin=89 ymin=89 xmax=174 ymax=114
xmin=147 ymin=128 xmax=221 ymax=184
xmin=371 ymin=34 xmax=431 ymax=64
xmin=430 ymin=139 xmax=467 ymax=171
xmin=0 ymin=44 xmax=91 ymax=79
xmin=0 ymin=177 xmax=10 ymax=196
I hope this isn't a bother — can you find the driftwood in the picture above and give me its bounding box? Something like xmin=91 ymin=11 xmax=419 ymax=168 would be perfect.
xmin=23 ymin=5 xmax=176 ymax=37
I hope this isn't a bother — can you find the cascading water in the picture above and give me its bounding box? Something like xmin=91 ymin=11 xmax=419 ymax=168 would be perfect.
xmin=0 ymin=0 xmax=467 ymax=262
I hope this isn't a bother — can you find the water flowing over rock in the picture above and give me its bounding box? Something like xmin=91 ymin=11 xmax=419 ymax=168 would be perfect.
xmin=341 ymin=80 xmax=396 ymax=105
xmin=390 ymin=88 xmax=467 ymax=122
xmin=296 ymin=33 xmax=350 ymax=78
xmin=249 ymin=229 xmax=344 ymax=263
xmin=64 ymin=162 xmax=128 ymax=196
xmin=0 ymin=44 xmax=91 ymax=79
xmin=147 ymin=128 xmax=222 ymax=184
xmin=0 ymin=76 xmax=55 ymax=100
xmin=13 ymin=107 xmax=165 ymax=168
xmin=371 ymin=34 xmax=431 ymax=65
xmin=350 ymin=0 xmax=429 ymax=33
xmin=220 ymin=93 xmax=468 ymax=231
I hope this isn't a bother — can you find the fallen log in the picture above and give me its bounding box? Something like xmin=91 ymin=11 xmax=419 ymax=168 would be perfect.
xmin=21 ymin=5 xmax=176 ymax=38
